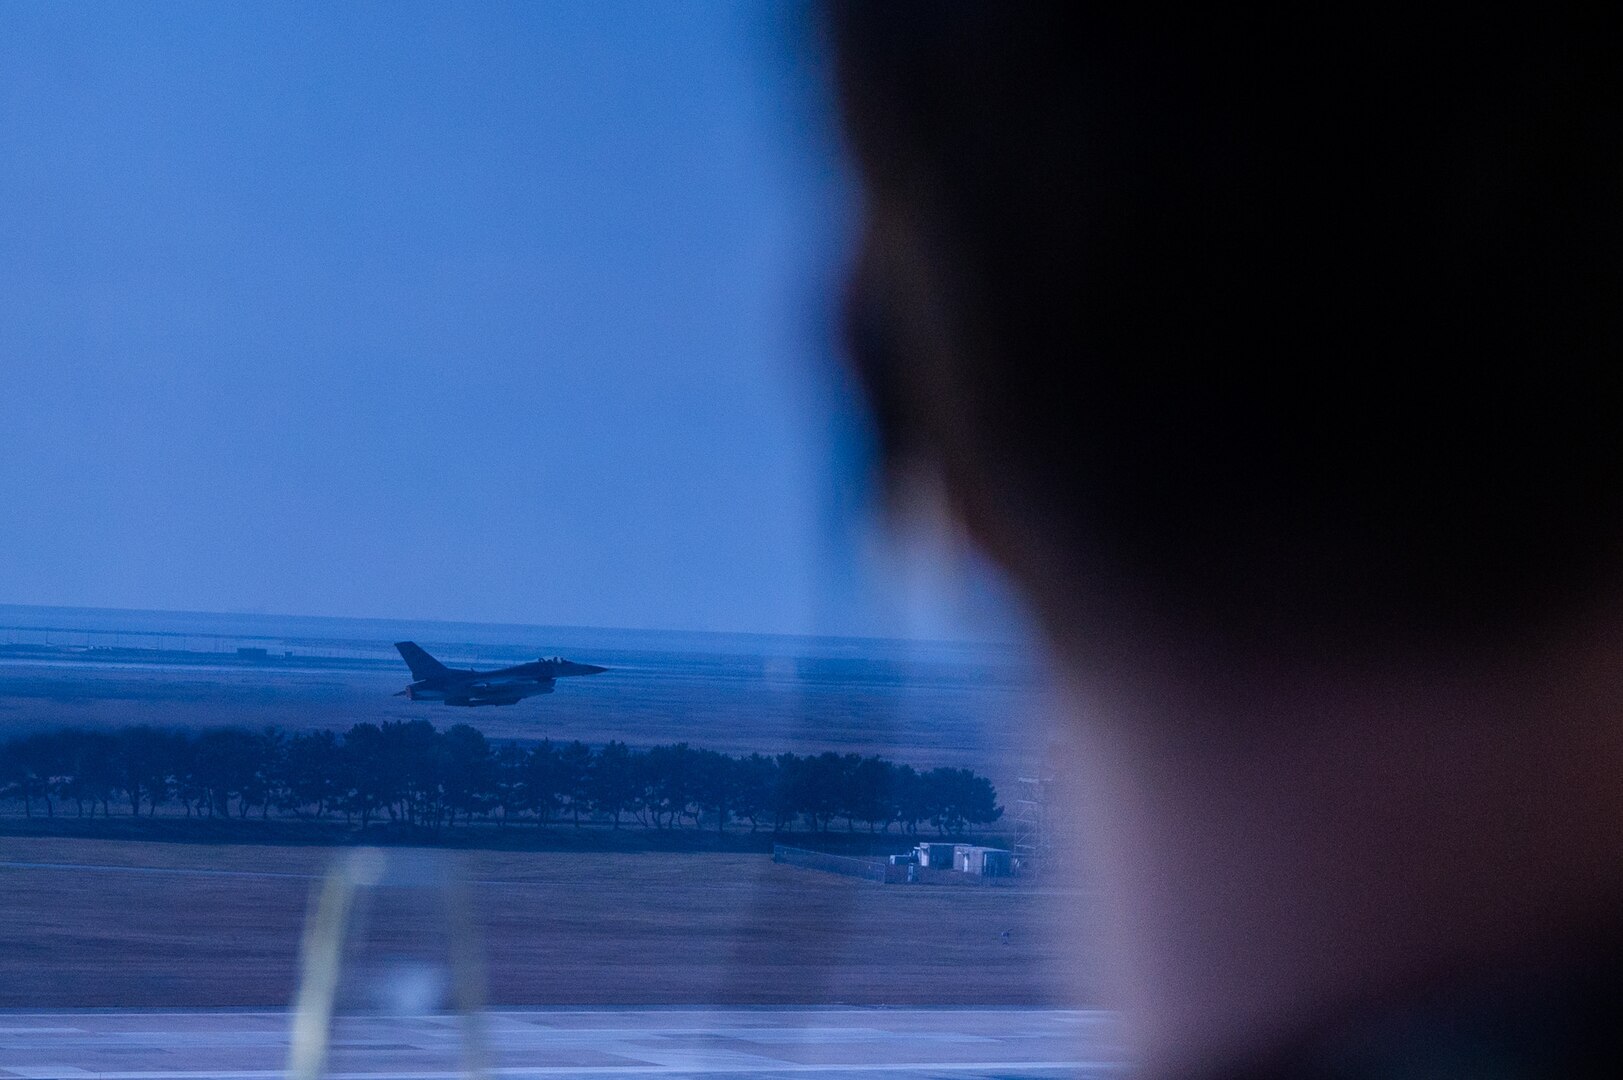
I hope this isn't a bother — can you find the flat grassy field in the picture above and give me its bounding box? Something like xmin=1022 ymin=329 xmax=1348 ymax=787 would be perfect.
xmin=0 ymin=836 xmax=1067 ymax=1009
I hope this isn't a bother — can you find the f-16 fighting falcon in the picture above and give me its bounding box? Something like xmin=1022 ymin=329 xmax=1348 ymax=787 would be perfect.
xmin=393 ymin=641 xmax=606 ymax=707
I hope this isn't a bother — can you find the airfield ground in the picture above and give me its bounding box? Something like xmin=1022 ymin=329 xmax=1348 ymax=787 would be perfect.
xmin=0 ymin=1007 xmax=1126 ymax=1079
xmin=0 ymin=836 xmax=1073 ymax=1010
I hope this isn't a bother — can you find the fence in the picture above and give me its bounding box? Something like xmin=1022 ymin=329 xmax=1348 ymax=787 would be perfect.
xmin=771 ymin=844 xmax=893 ymax=883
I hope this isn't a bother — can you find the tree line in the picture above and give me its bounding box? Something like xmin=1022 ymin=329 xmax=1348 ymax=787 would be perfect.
xmin=0 ymin=721 xmax=1003 ymax=836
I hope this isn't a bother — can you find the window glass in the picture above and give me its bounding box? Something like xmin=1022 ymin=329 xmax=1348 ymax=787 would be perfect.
xmin=0 ymin=4 xmax=1098 ymax=1077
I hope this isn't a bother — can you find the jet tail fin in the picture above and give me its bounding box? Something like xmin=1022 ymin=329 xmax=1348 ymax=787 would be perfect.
xmin=395 ymin=641 xmax=451 ymax=681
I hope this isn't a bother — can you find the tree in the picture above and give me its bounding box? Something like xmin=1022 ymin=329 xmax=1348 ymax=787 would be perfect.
xmin=190 ymin=728 xmax=263 ymax=818
xmin=924 ymin=767 xmax=1003 ymax=836
xmin=731 ymin=753 xmax=778 ymax=832
xmin=2 ymin=733 xmax=60 ymax=818
xmin=558 ymin=741 xmax=593 ymax=826
xmin=282 ymin=730 xmax=342 ymax=817
xmin=771 ymin=753 xmax=805 ymax=832
xmin=846 ymin=756 xmax=897 ymax=832
xmin=248 ymin=727 xmax=287 ymax=819
xmin=694 ymin=749 xmax=737 ymax=834
xmin=61 ymin=730 xmax=119 ymax=818
xmin=0 ymin=721 xmax=1008 ymax=842
xmin=379 ymin=719 xmax=440 ymax=826
xmin=492 ymin=742 xmax=528 ymax=824
xmin=589 ymin=741 xmax=635 ymax=829
xmin=525 ymin=740 xmax=566 ymax=826
xmin=796 ymin=751 xmax=852 ymax=832
xmin=341 ymin=723 xmax=389 ymax=826
xmin=117 ymin=726 xmax=173 ymax=817
xmin=639 ymin=743 xmax=699 ymax=829
xmin=893 ymin=764 xmax=929 ymax=834
xmin=440 ymin=724 xmax=494 ymax=825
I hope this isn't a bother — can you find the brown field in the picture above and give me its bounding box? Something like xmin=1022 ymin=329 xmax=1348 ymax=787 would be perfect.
xmin=0 ymin=836 xmax=1072 ymax=1009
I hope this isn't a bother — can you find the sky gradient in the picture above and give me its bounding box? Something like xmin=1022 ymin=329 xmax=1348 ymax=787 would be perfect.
xmin=0 ymin=1 xmax=1018 ymax=642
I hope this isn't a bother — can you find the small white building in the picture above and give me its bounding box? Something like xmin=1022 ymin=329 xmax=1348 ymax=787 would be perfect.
xmin=913 ymin=842 xmax=1014 ymax=876
xmin=914 ymin=842 xmax=957 ymax=868
xmin=955 ymin=845 xmax=1014 ymax=877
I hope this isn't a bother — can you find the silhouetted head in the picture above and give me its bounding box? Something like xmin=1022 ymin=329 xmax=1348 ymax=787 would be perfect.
xmin=829 ymin=5 xmax=1623 ymax=661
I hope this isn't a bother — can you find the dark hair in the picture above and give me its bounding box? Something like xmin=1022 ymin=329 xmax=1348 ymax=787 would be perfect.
xmin=831 ymin=4 xmax=1623 ymax=648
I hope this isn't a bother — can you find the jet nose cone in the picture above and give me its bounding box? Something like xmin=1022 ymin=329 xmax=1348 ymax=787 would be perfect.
xmin=543 ymin=657 xmax=608 ymax=677
xmin=562 ymin=661 xmax=607 ymax=676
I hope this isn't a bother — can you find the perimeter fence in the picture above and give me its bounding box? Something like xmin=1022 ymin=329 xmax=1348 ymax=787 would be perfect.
xmin=771 ymin=843 xmax=901 ymax=883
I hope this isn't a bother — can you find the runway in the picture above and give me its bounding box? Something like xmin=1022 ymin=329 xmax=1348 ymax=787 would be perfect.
xmin=0 ymin=1008 xmax=1123 ymax=1079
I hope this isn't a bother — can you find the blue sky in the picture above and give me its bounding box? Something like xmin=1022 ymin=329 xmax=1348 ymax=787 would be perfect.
xmin=0 ymin=1 xmax=1017 ymax=641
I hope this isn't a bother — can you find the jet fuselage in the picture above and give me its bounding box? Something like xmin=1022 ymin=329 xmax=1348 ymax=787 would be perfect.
xmin=394 ymin=642 xmax=606 ymax=707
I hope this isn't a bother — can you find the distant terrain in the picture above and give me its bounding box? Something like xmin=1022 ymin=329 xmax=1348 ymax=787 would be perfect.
xmin=0 ymin=606 xmax=1043 ymax=789
xmin=1 ymin=720 xmax=1007 ymax=853
xmin=0 ymin=836 xmax=1073 ymax=1008
xmin=0 ymin=608 xmax=1069 ymax=1011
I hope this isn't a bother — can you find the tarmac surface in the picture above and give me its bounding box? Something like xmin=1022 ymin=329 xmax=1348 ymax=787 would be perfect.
xmin=0 ymin=1008 xmax=1123 ymax=1079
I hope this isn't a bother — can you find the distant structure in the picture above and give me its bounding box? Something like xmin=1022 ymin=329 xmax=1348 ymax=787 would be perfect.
xmin=774 ymin=844 xmax=891 ymax=883
xmin=899 ymin=842 xmax=1014 ymax=879
xmin=1013 ymin=775 xmax=1055 ymax=874
xmin=779 ymin=842 xmax=1015 ymax=884
xmin=915 ymin=842 xmax=957 ymax=870
xmin=953 ymin=844 xmax=1013 ymax=877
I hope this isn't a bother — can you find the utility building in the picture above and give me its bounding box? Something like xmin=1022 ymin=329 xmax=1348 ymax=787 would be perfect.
xmin=955 ymin=846 xmax=1014 ymax=877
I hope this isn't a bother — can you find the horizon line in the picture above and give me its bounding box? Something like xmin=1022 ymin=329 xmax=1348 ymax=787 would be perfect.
xmin=0 ymin=600 xmax=1019 ymax=652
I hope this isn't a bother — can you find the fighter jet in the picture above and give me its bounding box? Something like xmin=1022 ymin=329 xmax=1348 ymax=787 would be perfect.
xmin=393 ymin=642 xmax=606 ymax=707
